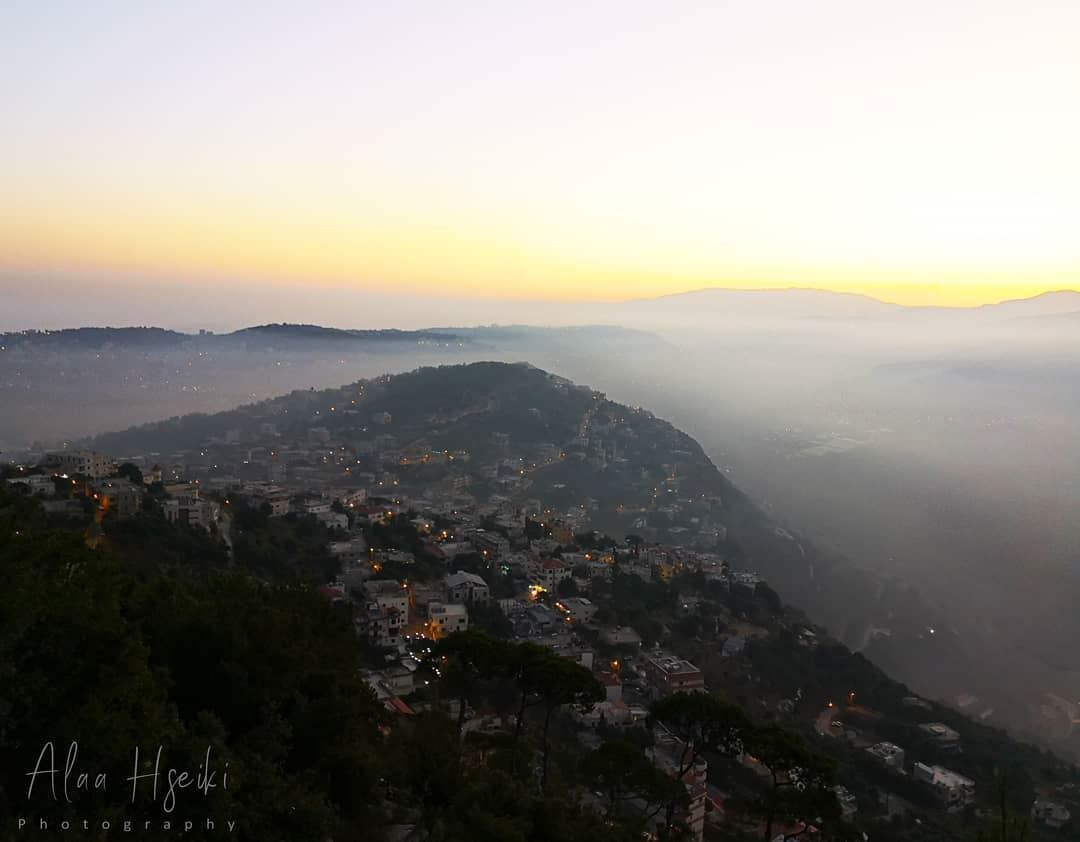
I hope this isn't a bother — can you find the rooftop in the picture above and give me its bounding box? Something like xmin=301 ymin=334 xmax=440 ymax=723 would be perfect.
xmin=445 ymin=570 xmax=488 ymax=588
xmin=646 ymin=652 xmax=702 ymax=676
xmin=366 ymin=579 xmax=408 ymax=596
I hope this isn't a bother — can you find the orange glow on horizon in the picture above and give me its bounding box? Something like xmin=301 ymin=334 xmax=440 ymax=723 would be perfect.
xmin=3 ymin=3 xmax=1079 ymax=313
xmin=1 ymin=203 xmax=1075 ymax=309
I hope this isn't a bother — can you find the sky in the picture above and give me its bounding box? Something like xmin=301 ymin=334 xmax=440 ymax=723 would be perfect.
xmin=2 ymin=0 xmax=1079 ymax=326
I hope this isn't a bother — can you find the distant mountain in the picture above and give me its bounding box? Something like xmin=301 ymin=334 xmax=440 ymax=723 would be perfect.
xmin=609 ymin=286 xmax=1080 ymax=329
xmin=0 ymin=326 xmax=189 ymax=350
xmin=2 ymin=322 xmax=668 ymax=352
xmin=980 ymin=289 xmax=1080 ymax=318
xmin=0 ymin=323 xmax=670 ymax=453
xmin=218 ymin=323 xmax=468 ymax=350
xmin=0 ymin=323 xmax=470 ymax=352
xmin=612 ymin=287 xmax=900 ymax=326
xmin=442 ymin=324 xmax=673 ymax=352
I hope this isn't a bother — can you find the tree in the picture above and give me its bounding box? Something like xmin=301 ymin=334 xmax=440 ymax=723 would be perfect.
xmin=525 ymin=518 xmax=546 ymax=540
xmin=435 ymin=630 xmax=510 ymax=735
xmin=0 ymin=492 xmax=389 ymax=841
xmin=114 ymin=461 xmax=144 ymax=485
xmin=651 ymin=692 xmax=750 ymax=832
xmin=557 ymin=577 xmax=579 ymax=597
xmin=533 ymin=654 xmax=603 ymax=790
xmin=743 ymin=722 xmax=837 ymax=841
xmin=385 ymin=711 xmax=462 ymax=820
xmin=469 ymin=601 xmax=516 ymax=639
xmin=506 ymin=642 xmax=551 ymax=769
xmin=581 ymin=741 xmax=686 ymax=828
xmin=974 ymin=772 xmax=1031 ymax=842
xmin=496 ymin=642 xmax=604 ymax=786
xmin=756 ymin=583 xmax=784 ymax=615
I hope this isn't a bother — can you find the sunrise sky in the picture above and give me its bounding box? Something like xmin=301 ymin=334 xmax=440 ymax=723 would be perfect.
xmin=2 ymin=1 xmax=1079 ymax=318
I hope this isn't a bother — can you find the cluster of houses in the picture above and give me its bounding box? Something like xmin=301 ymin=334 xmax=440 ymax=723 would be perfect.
xmin=12 ymin=394 xmax=1068 ymax=837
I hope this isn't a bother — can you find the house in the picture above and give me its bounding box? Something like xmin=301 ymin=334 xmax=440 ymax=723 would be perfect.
xmin=1031 ymin=800 xmax=1071 ymax=829
xmin=164 ymin=481 xmax=200 ymax=503
xmin=902 ymin=695 xmax=933 ymax=710
xmin=595 ymin=671 xmax=622 ymax=702
xmin=163 ymin=497 xmax=219 ymax=531
xmin=913 ymin=763 xmax=974 ymax=811
xmin=364 ymin=579 xmax=410 ymax=621
xmin=362 ymin=603 xmax=406 ymax=648
xmin=730 ymin=571 xmax=761 ymax=590
xmin=362 ymin=579 xmax=410 ymax=645
xmin=620 ymin=558 xmax=653 ymax=582
xmin=300 ymin=498 xmax=331 ymax=515
xmin=5 ymin=474 xmax=55 ymax=496
xmin=438 ymin=542 xmax=475 ymax=562
xmin=39 ymin=499 xmax=84 ymax=516
xmin=363 ymin=673 xmax=415 ymax=717
xmin=598 ymin=626 xmax=643 ymax=650
xmin=380 ymin=663 xmax=416 ymax=696
xmin=919 ymin=722 xmax=961 ymax=749
xmin=444 ymin=570 xmax=491 ymax=605
xmin=428 ymin=602 xmax=468 ymax=639
xmin=469 ymin=529 xmax=510 ymax=559
xmin=50 ymin=450 xmax=115 ymax=480
xmin=642 ymin=652 xmax=706 ymax=696
xmin=866 ymin=742 xmax=906 ymax=771
xmin=243 ymin=483 xmax=291 ymax=516
xmin=318 ymin=510 xmax=349 ymax=530
xmin=329 ymin=536 xmax=368 ymax=564
xmin=521 ymin=604 xmax=560 ymax=636
xmin=585 ymin=555 xmax=614 ymax=580
xmin=534 ymin=558 xmax=571 ymax=590
xmin=91 ymin=478 xmax=143 ymax=518
xmin=555 ymin=596 xmax=597 ymax=624
xmin=833 ymin=786 xmax=858 ymax=819
xmin=410 ymin=585 xmax=445 ymax=618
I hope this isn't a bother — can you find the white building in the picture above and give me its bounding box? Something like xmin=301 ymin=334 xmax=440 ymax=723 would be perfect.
xmin=358 ymin=579 xmax=408 ymax=646
xmin=364 ymin=579 xmax=409 ymax=621
xmin=6 ymin=474 xmax=55 ymax=495
xmin=164 ymin=497 xmax=220 ymax=531
xmin=444 ymin=570 xmax=490 ymax=604
xmin=866 ymin=742 xmax=906 ymax=771
xmin=428 ymin=601 xmax=468 ymax=639
xmin=243 ymin=483 xmax=291 ymax=517
xmin=52 ymin=450 xmax=115 ymax=480
xmin=317 ymin=510 xmax=349 ymax=530
xmin=913 ymin=763 xmax=974 ymax=811
xmin=555 ymin=596 xmax=597 ymax=623
xmin=534 ymin=558 xmax=571 ymax=591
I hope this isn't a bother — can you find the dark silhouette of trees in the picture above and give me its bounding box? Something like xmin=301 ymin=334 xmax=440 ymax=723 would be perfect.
xmin=651 ymin=692 xmax=750 ymax=833
xmin=581 ymin=740 xmax=686 ymax=828
xmin=744 ymin=722 xmax=837 ymax=841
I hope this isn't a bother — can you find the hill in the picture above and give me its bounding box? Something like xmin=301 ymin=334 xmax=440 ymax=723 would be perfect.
xmin=91 ymin=363 xmax=976 ymax=726
xmin=607 ymin=286 xmax=1080 ymax=332
xmin=8 ymin=361 xmax=1080 ymax=840
xmin=0 ymin=323 xmax=666 ymax=453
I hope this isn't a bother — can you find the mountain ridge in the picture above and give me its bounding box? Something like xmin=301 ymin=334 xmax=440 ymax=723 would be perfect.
xmin=88 ymin=362 xmax=962 ymax=711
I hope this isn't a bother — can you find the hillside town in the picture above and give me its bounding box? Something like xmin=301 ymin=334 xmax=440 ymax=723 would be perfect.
xmin=5 ymin=365 xmax=1078 ymax=841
